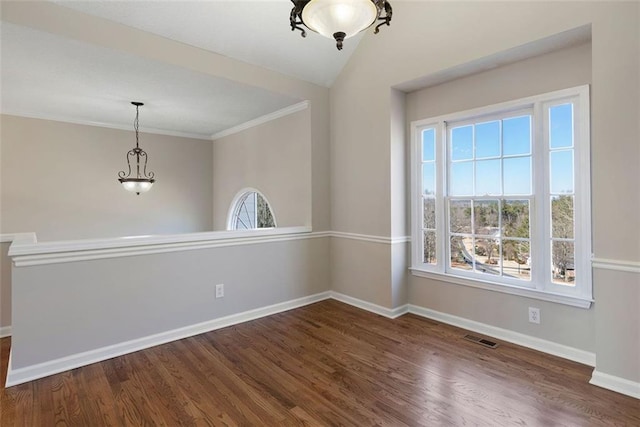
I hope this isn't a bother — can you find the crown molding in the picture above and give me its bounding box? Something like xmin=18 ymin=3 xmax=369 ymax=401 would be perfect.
xmin=1 ymin=110 xmax=212 ymax=140
xmin=211 ymin=100 xmax=309 ymax=141
xmin=2 ymin=100 xmax=310 ymax=142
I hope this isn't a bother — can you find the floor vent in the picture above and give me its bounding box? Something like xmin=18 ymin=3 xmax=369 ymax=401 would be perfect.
xmin=463 ymin=334 xmax=499 ymax=349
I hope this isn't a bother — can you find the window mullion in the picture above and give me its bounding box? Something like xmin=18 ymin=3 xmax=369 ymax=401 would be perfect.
xmin=411 ymin=124 xmax=423 ymax=268
xmin=436 ymin=122 xmax=447 ymax=273
xmin=575 ymin=90 xmax=593 ymax=299
xmin=533 ymin=100 xmax=548 ymax=290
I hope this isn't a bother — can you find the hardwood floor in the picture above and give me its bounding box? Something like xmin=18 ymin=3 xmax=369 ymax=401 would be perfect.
xmin=1 ymin=300 xmax=638 ymax=426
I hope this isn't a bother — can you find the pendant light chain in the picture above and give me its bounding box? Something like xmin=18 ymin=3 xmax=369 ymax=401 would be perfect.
xmin=134 ymin=104 xmax=140 ymax=149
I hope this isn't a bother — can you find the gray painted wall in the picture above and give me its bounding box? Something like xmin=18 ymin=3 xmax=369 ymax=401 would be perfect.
xmin=0 ymin=115 xmax=214 ymax=241
xmin=0 ymin=243 xmax=10 ymax=331
xmin=331 ymin=1 xmax=639 ymax=384
xmin=406 ymin=42 xmax=592 ymax=125
xmin=212 ymin=109 xmax=311 ymax=230
xmin=10 ymin=237 xmax=330 ymax=369
xmin=405 ymin=43 xmax=594 ymax=352
xmin=0 ymin=0 xmax=331 ymax=335
xmin=2 ymin=0 xmax=638 ymax=390
xmin=0 ymin=116 xmax=215 ymax=332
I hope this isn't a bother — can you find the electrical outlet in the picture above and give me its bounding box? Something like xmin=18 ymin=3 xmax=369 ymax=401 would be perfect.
xmin=528 ymin=307 xmax=540 ymax=324
xmin=215 ymin=283 xmax=224 ymax=299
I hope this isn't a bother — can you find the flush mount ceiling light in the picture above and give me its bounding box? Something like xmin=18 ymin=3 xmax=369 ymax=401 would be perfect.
xmin=118 ymin=102 xmax=155 ymax=195
xmin=290 ymin=0 xmax=392 ymax=50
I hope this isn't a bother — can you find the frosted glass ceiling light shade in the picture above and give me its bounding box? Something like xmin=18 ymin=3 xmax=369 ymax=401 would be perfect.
xmin=290 ymin=0 xmax=392 ymax=50
xmin=302 ymin=0 xmax=376 ymax=40
xmin=118 ymin=102 xmax=156 ymax=195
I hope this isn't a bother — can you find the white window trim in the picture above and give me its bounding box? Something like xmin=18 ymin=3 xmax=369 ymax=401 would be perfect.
xmin=410 ymin=85 xmax=592 ymax=308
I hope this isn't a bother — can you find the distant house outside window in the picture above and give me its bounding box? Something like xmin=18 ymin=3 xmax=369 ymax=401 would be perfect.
xmin=410 ymin=86 xmax=592 ymax=307
xmin=228 ymin=190 xmax=276 ymax=230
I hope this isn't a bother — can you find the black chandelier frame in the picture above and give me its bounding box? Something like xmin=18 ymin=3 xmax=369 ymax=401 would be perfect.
xmin=118 ymin=102 xmax=155 ymax=194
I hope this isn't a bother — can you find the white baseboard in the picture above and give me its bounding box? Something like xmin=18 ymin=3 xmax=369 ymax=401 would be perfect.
xmin=0 ymin=326 xmax=11 ymax=338
xmin=10 ymin=291 xmax=636 ymax=400
xmin=330 ymin=291 xmax=409 ymax=319
xmin=590 ymin=370 xmax=640 ymax=399
xmin=5 ymin=291 xmax=331 ymax=387
xmin=407 ymin=304 xmax=596 ymax=367
xmin=324 ymin=294 xmax=597 ymax=368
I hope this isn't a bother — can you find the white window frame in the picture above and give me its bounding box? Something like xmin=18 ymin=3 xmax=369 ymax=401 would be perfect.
xmin=410 ymin=86 xmax=592 ymax=308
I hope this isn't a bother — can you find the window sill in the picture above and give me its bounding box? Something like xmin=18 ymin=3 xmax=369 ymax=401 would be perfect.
xmin=410 ymin=268 xmax=593 ymax=309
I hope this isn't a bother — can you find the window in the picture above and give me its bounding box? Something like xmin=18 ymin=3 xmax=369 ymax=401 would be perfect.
xmin=411 ymin=86 xmax=592 ymax=307
xmin=228 ymin=189 xmax=276 ymax=230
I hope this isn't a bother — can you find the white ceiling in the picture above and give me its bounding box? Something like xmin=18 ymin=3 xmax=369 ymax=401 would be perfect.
xmin=1 ymin=2 xmax=590 ymax=140
xmin=54 ymin=0 xmax=362 ymax=87
xmin=1 ymin=1 xmax=361 ymax=139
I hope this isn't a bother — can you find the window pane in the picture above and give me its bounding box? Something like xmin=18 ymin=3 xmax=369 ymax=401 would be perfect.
xmin=451 ymin=125 xmax=473 ymax=161
xmin=502 ymin=200 xmax=529 ymax=238
xmin=475 ymin=120 xmax=500 ymax=159
xmin=550 ymin=150 xmax=574 ymax=194
xmin=475 ymin=159 xmax=501 ymax=196
xmin=503 ymin=115 xmax=531 ymax=156
xmin=235 ymin=193 xmax=256 ymax=229
xmin=552 ymin=241 xmax=575 ymax=285
xmin=474 ymin=200 xmax=499 ymax=235
xmin=423 ymin=197 xmax=436 ymax=229
xmin=256 ymin=194 xmax=276 ymax=228
xmin=449 ymin=200 xmax=472 ymax=233
xmin=503 ymin=157 xmax=531 ymax=195
xmin=450 ymin=236 xmax=472 ymax=271
xmin=423 ymin=231 xmax=437 ymax=264
xmin=450 ymin=162 xmax=473 ymax=196
xmin=550 ymin=104 xmax=573 ymax=149
xmin=502 ymin=240 xmax=531 ymax=280
xmin=422 ymin=128 xmax=435 ymax=162
xmin=551 ymin=195 xmax=574 ymax=239
xmin=232 ymin=191 xmax=275 ymax=230
xmin=474 ymin=238 xmax=500 ymax=275
xmin=422 ymin=163 xmax=435 ymax=196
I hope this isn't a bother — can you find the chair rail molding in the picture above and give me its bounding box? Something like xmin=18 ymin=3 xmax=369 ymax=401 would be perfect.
xmin=591 ymin=257 xmax=640 ymax=274
xmin=8 ymin=227 xmax=318 ymax=267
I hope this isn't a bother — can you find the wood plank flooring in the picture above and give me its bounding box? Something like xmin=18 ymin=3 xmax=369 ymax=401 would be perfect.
xmin=1 ymin=300 xmax=639 ymax=426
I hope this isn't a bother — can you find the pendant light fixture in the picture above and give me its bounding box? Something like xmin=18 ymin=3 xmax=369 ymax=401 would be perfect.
xmin=118 ymin=102 xmax=155 ymax=195
xmin=290 ymin=0 xmax=392 ymax=50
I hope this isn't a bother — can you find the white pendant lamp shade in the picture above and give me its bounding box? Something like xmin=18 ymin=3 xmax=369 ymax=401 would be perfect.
xmin=121 ymin=179 xmax=154 ymax=194
xmin=302 ymin=0 xmax=377 ymax=40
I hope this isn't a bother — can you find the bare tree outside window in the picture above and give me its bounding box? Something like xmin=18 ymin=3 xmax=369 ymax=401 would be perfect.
xmin=257 ymin=194 xmax=275 ymax=228
xmin=551 ymin=195 xmax=575 ymax=283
